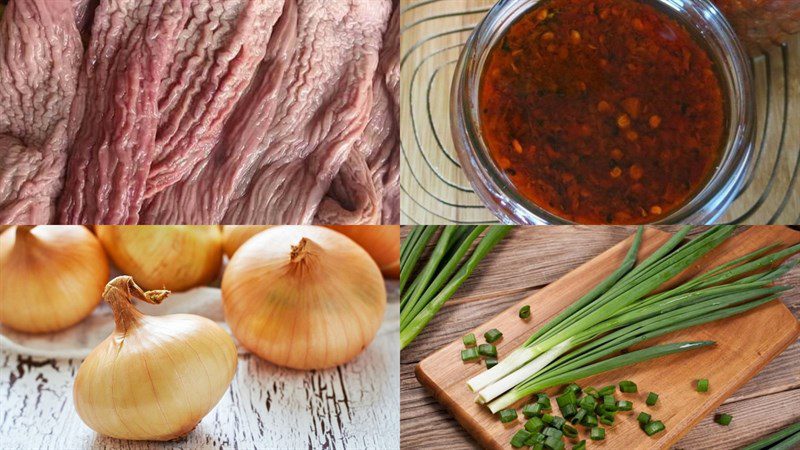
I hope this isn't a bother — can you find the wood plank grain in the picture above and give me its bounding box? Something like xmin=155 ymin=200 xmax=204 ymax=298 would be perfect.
xmin=401 ymin=226 xmax=800 ymax=449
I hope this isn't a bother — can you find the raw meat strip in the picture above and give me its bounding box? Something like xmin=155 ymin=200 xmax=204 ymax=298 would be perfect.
xmin=0 ymin=0 xmax=83 ymax=223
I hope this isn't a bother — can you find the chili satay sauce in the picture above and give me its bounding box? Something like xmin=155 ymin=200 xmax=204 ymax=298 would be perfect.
xmin=479 ymin=0 xmax=725 ymax=224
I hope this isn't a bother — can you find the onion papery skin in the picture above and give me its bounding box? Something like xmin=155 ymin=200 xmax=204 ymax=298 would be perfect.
xmin=222 ymin=226 xmax=387 ymax=370
xmin=221 ymin=225 xmax=271 ymax=258
xmin=0 ymin=226 xmax=108 ymax=333
xmin=95 ymin=226 xmax=222 ymax=292
xmin=73 ymin=278 xmax=238 ymax=441
xmin=326 ymin=225 xmax=400 ymax=278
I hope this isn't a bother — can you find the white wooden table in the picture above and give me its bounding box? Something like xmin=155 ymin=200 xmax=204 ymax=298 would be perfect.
xmin=0 ymin=285 xmax=400 ymax=450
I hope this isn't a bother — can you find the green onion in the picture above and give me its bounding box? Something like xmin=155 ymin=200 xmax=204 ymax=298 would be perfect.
xmin=511 ymin=429 xmax=532 ymax=448
xmin=619 ymin=380 xmax=638 ymax=393
xmin=543 ymin=427 xmax=563 ymax=439
xmin=563 ymin=424 xmax=578 ymax=438
xmin=486 ymin=357 xmax=499 ymax=369
xmin=478 ymin=344 xmax=497 ymax=357
xmin=485 ymin=328 xmax=503 ymax=343
xmin=598 ymin=385 xmax=616 ymax=396
xmin=583 ymin=387 xmax=598 ymax=397
xmin=499 ymin=409 xmax=518 ymax=423
xmin=463 ymin=333 xmax=476 ymax=347
xmin=401 ymin=226 xmax=511 ymax=349
xmin=590 ymin=427 xmax=605 ymax=440
xmin=544 ymin=435 xmax=565 ymax=450
xmin=696 ymin=379 xmax=709 ymax=392
xmin=600 ymin=415 xmax=614 ymax=426
xmin=537 ymin=394 xmax=552 ymax=410
xmin=579 ymin=395 xmax=597 ymax=411
xmin=525 ymin=417 xmax=545 ymax=433
xmin=461 ymin=348 xmax=479 ymax=361
xmin=646 ymin=392 xmax=658 ymax=406
xmin=644 ymin=420 xmax=665 ymax=436
xmin=551 ymin=416 xmax=566 ymax=430
xmin=573 ymin=440 xmax=586 ymax=450
xmin=571 ymin=409 xmax=587 ymax=425
xmin=557 ymin=391 xmax=577 ymax=408
xmin=564 ymin=383 xmax=582 ymax=396
xmin=581 ymin=414 xmax=598 ymax=428
xmin=560 ymin=404 xmax=577 ymax=419
xmin=637 ymin=412 xmax=651 ymax=426
xmin=520 ymin=305 xmax=531 ymax=319
xmin=469 ymin=227 xmax=800 ymax=413
xmin=617 ymin=400 xmax=633 ymax=411
xmin=603 ymin=395 xmax=618 ymax=411
xmin=527 ymin=402 xmax=546 ymax=416
xmin=741 ymin=422 xmax=800 ymax=450
xmin=542 ymin=414 xmax=555 ymax=425
xmin=525 ymin=432 xmax=546 ymax=446
xmin=715 ymin=414 xmax=732 ymax=426
xmin=523 ymin=404 xmax=542 ymax=419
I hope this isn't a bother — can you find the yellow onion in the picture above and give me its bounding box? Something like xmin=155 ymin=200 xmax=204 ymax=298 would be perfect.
xmin=326 ymin=225 xmax=400 ymax=278
xmin=74 ymin=276 xmax=237 ymax=441
xmin=221 ymin=225 xmax=272 ymax=258
xmin=95 ymin=226 xmax=222 ymax=291
xmin=0 ymin=226 xmax=108 ymax=333
xmin=222 ymin=226 xmax=386 ymax=369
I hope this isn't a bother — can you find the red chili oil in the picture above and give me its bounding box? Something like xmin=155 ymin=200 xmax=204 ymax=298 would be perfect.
xmin=479 ymin=0 xmax=725 ymax=224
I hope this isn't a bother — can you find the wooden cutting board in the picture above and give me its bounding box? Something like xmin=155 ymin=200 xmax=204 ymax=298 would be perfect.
xmin=415 ymin=226 xmax=800 ymax=449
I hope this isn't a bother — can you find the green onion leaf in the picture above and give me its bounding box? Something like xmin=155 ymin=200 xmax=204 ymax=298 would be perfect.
xmin=715 ymin=414 xmax=732 ymax=426
xmin=463 ymin=333 xmax=476 ymax=347
xmin=619 ymin=380 xmax=638 ymax=393
xmin=478 ymin=344 xmax=497 ymax=357
xmin=697 ymin=379 xmax=709 ymax=392
xmin=520 ymin=305 xmax=532 ymax=319
xmin=461 ymin=348 xmax=479 ymax=361
xmin=485 ymin=328 xmax=503 ymax=343
xmin=646 ymin=392 xmax=659 ymax=406
xmin=590 ymin=427 xmax=606 ymax=440
xmin=644 ymin=420 xmax=665 ymax=436
xmin=499 ymin=408 xmax=518 ymax=423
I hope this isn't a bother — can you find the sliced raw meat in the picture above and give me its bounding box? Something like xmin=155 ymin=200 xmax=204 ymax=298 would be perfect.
xmin=0 ymin=0 xmax=83 ymax=223
xmin=146 ymin=0 xmax=284 ymax=197
xmin=58 ymin=0 xmax=283 ymax=224
xmin=317 ymin=3 xmax=400 ymax=225
xmin=143 ymin=0 xmax=393 ymax=224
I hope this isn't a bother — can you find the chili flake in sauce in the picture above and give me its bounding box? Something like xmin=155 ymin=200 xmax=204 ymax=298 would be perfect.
xmin=479 ymin=0 xmax=725 ymax=224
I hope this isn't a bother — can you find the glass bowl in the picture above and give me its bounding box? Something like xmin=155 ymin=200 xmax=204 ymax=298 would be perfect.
xmin=451 ymin=0 xmax=755 ymax=224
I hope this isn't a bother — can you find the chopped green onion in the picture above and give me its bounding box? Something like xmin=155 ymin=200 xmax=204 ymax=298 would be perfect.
xmin=646 ymin=392 xmax=659 ymax=406
xmin=542 ymin=414 xmax=555 ymax=425
xmin=485 ymin=328 xmax=503 ymax=343
xmin=478 ymin=344 xmax=497 ymax=357
xmin=499 ymin=409 xmax=518 ymax=423
xmin=520 ymin=305 xmax=531 ymax=319
xmin=563 ymin=424 xmax=578 ymax=438
xmin=637 ymin=412 xmax=651 ymax=426
xmin=461 ymin=348 xmax=479 ymax=361
xmin=537 ymin=394 xmax=552 ymax=410
xmin=581 ymin=414 xmax=598 ymax=427
xmin=603 ymin=395 xmax=618 ymax=411
xmin=486 ymin=357 xmax=499 ymax=369
xmin=463 ymin=333 xmax=476 ymax=347
xmin=697 ymin=379 xmax=709 ymax=392
xmin=579 ymin=395 xmax=597 ymax=411
xmin=583 ymin=387 xmax=599 ymax=397
xmin=544 ymin=435 xmax=565 ymax=450
xmin=543 ymin=427 xmax=563 ymax=439
xmin=573 ymin=440 xmax=586 ymax=450
xmin=571 ymin=409 xmax=587 ymax=425
xmin=619 ymin=380 xmax=638 ymax=393
xmin=560 ymin=404 xmax=577 ymax=419
xmin=557 ymin=391 xmax=577 ymax=408
xmin=644 ymin=420 xmax=665 ymax=436
xmin=617 ymin=400 xmax=633 ymax=411
xmin=511 ymin=429 xmax=532 ymax=448
xmin=525 ymin=432 xmax=544 ymax=446
xmin=551 ymin=416 xmax=567 ymax=430
xmin=600 ymin=414 xmax=615 ymax=426
xmin=525 ymin=416 xmax=545 ymax=433
xmin=598 ymin=385 xmax=616 ymax=396
xmin=590 ymin=427 xmax=606 ymax=440
xmin=527 ymin=402 xmax=546 ymax=416
xmin=564 ymin=383 xmax=582 ymax=396
xmin=523 ymin=403 xmax=540 ymax=418
xmin=715 ymin=414 xmax=732 ymax=426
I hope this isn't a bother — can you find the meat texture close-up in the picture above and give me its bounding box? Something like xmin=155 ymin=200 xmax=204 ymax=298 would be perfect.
xmin=0 ymin=0 xmax=400 ymax=225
